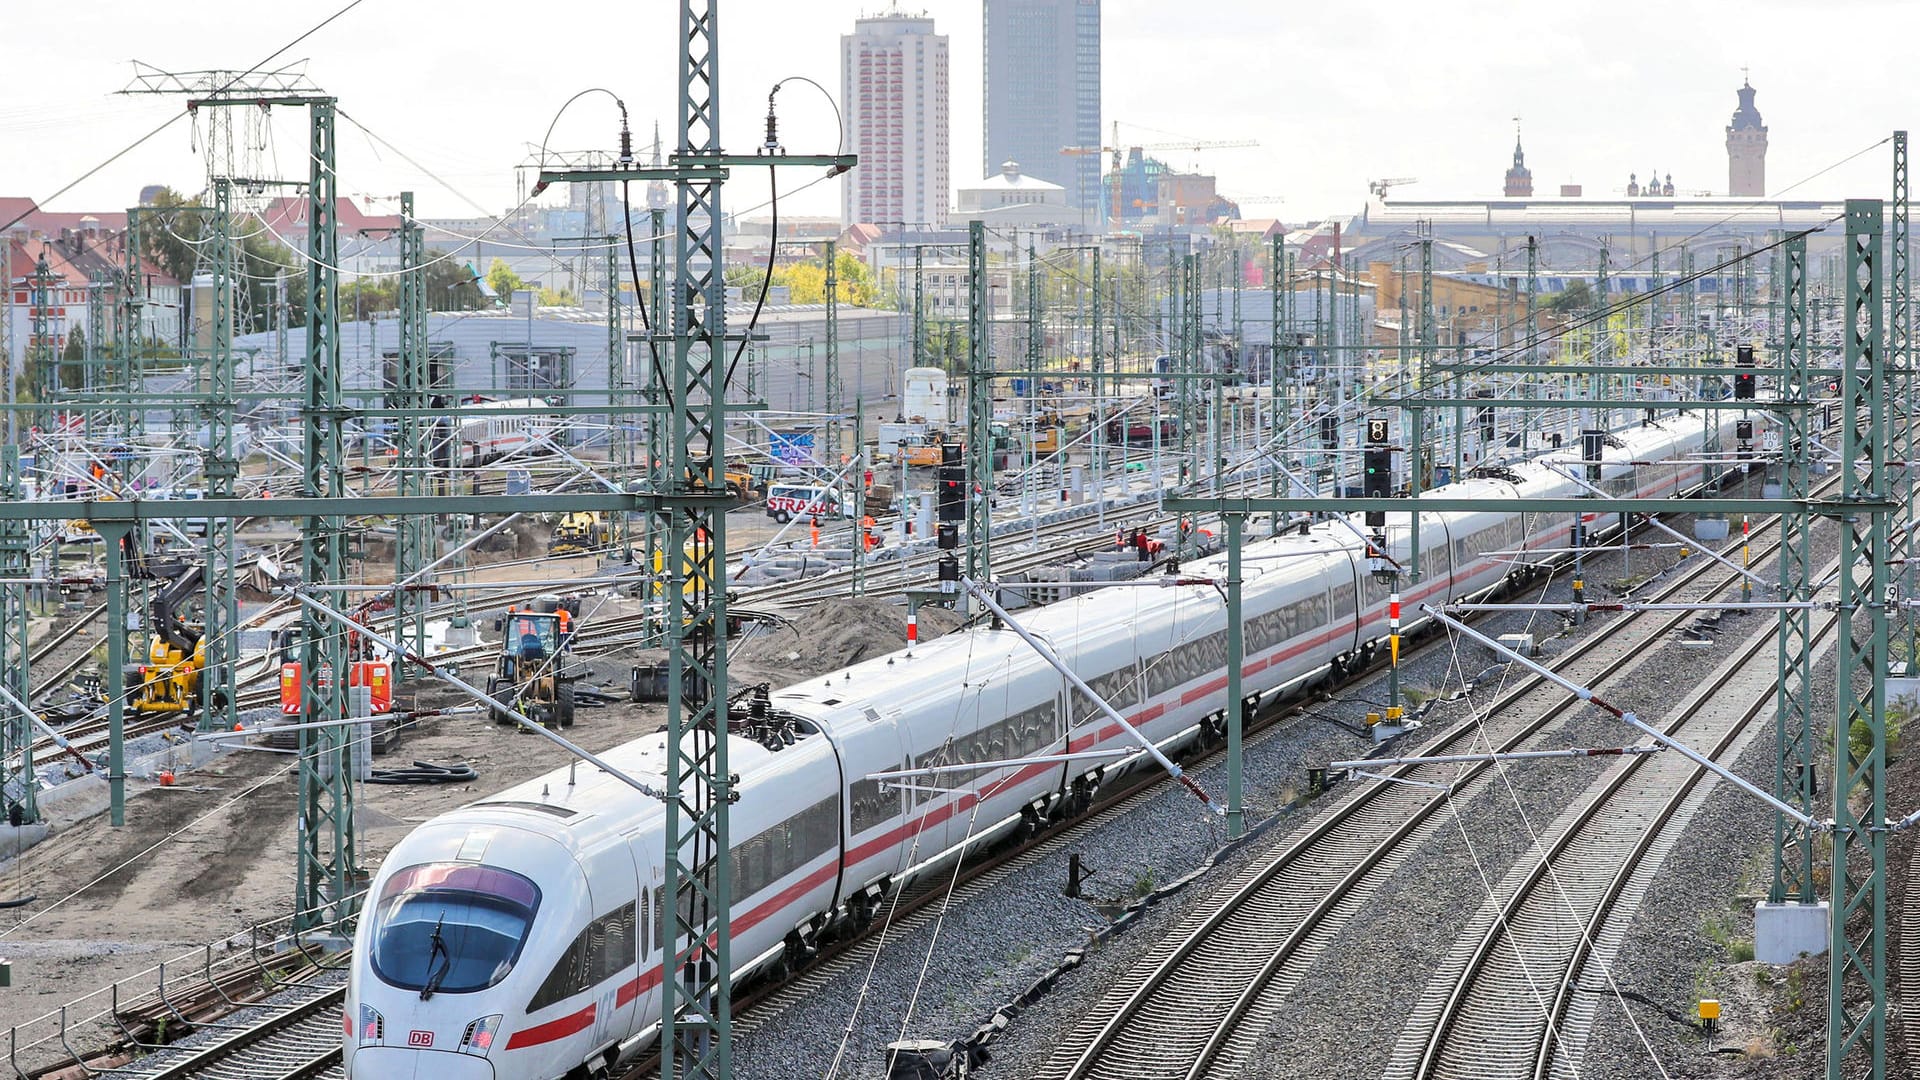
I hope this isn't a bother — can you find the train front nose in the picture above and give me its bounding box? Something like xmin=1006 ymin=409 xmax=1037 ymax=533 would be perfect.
xmin=349 ymin=1047 xmax=496 ymax=1079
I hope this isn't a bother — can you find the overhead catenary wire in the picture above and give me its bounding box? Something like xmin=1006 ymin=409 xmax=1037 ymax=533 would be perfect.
xmin=0 ymin=0 xmax=373 ymax=236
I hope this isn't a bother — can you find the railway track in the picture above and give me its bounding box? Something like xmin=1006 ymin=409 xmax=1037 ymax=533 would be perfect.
xmin=1904 ymin=830 xmax=1920 ymax=1076
xmin=1037 ymin=482 xmax=1833 ymax=1080
xmin=1396 ymin=590 xmax=1841 ymax=1080
xmin=26 ymin=602 xmax=105 ymax=697
xmin=42 ymin=468 xmax=1777 ymax=1080
xmin=94 ymin=978 xmax=344 ymax=1080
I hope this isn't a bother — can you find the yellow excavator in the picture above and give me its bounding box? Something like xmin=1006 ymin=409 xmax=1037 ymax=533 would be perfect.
xmin=548 ymin=511 xmax=612 ymax=556
xmin=129 ymin=561 xmax=208 ymax=715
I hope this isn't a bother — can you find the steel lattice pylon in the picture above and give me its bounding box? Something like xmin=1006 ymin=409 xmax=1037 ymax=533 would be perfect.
xmin=1891 ymin=132 xmax=1913 ymax=661
xmin=966 ymin=220 xmax=993 ymax=591
xmin=121 ymin=62 xmax=352 ymax=928
xmin=646 ymin=207 xmax=669 ymax=646
xmin=393 ymin=192 xmax=434 ymax=679
xmin=1830 ymin=198 xmax=1890 ymax=1080
xmin=1770 ymin=231 xmax=1817 ymax=905
xmin=0 ymin=447 xmax=33 ymax=825
xmin=27 ymin=252 xmax=56 ymax=435
xmin=199 ymin=179 xmax=239 ymax=734
xmin=661 ymin=2 xmax=736 ymax=1072
xmin=294 ymin=98 xmax=355 ymax=930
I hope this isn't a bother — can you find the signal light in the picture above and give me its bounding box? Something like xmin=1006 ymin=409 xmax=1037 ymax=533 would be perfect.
xmin=1582 ymin=429 xmax=1605 ymax=482
xmin=936 ymin=464 xmax=965 ymax=522
xmin=1734 ymin=343 xmax=1756 ymax=400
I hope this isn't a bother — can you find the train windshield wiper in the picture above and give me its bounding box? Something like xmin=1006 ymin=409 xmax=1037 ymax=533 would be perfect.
xmin=420 ymin=912 xmax=450 ymax=1000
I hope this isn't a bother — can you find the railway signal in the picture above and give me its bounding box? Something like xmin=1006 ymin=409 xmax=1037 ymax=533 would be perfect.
xmin=1363 ymin=419 xmax=1391 ymax=527
xmin=1734 ymin=343 xmax=1756 ymax=399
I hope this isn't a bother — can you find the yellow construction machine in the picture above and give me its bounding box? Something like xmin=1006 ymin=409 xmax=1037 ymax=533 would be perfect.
xmin=129 ymin=561 xmax=207 ymax=715
xmin=548 ymin=511 xmax=612 ymax=556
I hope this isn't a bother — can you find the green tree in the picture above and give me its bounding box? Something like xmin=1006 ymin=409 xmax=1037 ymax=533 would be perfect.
xmin=340 ymin=277 xmax=399 ymax=319
xmin=537 ymin=286 xmax=579 ymax=307
xmin=724 ymin=263 xmax=768 ymax=303
xmin=1546 ymin=279 xmax=1594 ymax=314
xmin=833 ymin=250 xmax=878 ymax=307
xmin=139 ymin=187 xmax=206 ymax=286
xmin=427 ymin=253 xmax=486 ymax=311
xmin=487 ymin=258 xmax=526 ymax=303
xmin=60 ymin=327 xmax=86 ymax=390
xmin=238 ymin=232 xmax=305 ymax=331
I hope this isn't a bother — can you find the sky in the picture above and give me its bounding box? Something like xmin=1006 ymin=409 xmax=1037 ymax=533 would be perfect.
xmin=2 ymin=0 xmax=1917 ymax=232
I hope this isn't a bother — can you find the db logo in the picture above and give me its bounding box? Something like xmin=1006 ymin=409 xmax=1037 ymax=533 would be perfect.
xmin=407 ymin=1030 xmax=434 ymax=1047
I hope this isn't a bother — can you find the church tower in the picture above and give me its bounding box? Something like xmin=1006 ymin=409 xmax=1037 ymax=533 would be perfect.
xmin=1726 ymin=76 xmax=1768 ymax=197
xmin=1503 ymin=125 xmax=1533 ymax=197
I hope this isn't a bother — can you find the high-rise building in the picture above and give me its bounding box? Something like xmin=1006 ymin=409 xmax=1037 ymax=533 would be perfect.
xmin=841 ymin=11 xmax=949 ymax=228
xmin=983 ymin=0 xmax=1101 ymax=218
xmin=1726 ymin=77 xmax=1768 ymax=198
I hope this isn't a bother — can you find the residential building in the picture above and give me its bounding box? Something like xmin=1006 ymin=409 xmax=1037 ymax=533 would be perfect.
xmin=842 ymin=10 xmax=950 ymax=229
xmin=5 ymin=227 xmax=181 ymax=369
xmin=983 ymin=0 xmax=1100 ymax=215
xmin=256 ymin=196 xmax=404 ymax=275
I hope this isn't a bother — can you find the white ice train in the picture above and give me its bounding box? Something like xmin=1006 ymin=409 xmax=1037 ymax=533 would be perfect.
xmin=345 ymin=414 xmax=1731 ymax=1080
xmin=456 ymin=397 xmax=565 ymax=468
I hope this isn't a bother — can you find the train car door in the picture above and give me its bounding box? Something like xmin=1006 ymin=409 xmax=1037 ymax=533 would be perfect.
xmin=579 ymin=840 xmax=641 ymax=1050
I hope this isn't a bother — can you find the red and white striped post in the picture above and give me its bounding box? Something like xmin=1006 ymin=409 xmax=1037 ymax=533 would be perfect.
xmin=906 ymin=610 xmax=918 ymax=656
xmin=1388 ymin=593 xmax=1401 ymax=667
xmin=1386 ymin=591 xmax=1404 ymax=726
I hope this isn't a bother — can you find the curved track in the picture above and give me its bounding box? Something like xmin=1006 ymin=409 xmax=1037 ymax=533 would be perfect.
xmin=1400 ymin=599 xmax=1839 ymax=1080
xmin=1039 ymin=486 xmax=1827 ymax=1080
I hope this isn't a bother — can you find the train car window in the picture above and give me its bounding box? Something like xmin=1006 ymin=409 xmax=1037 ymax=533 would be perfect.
xmin=1143 ymin=631 xmax=1209 ymax=697
xmin=528 ymin=935 xmax=588 ymax=1013
xmin=529 ymin=902 xmax=637 ymax=1014
xmin=1074 ymin=668 xmax=1139 ymax=725
xmin=1330 ymin=581 xmax=1357 ymax=622
xmin=728 ymin=796 xmax=840 ymax=901
xmin=587 ymin=903 xmax=637 ymax=987
xmin=653 ymin=886 xmax=706 ymax=960
xmin=368 ymin=863 xmax=540 ymax=996
xmin=849 ymin=766 xmax=902 ymax=834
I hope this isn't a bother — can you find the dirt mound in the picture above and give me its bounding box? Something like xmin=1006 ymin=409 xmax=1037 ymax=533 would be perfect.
xmin=730 ymin=595 xmax=965 ymax=686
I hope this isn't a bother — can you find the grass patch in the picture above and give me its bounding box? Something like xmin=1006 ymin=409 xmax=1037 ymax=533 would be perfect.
xmin=1130 ymin=871 xmax=1157 ymax=900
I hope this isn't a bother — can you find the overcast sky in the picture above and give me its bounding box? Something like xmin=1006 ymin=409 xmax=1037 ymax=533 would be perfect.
xmin=3 ymin=0 xmax=1915 ymax=232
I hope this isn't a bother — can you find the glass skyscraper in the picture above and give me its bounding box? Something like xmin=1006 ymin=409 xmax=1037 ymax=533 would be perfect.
xmin=983 ymin=0 xmax=1101 ymax=216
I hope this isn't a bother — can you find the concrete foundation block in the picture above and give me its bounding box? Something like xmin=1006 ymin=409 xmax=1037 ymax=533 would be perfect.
xmin=1886 ymin=675 xmax=1920 ymax=712
xmin=1754 ymin=900 xmax=1829 ymax=964
xmin=0 ymin=824 xmax=50 ymax=861
xmin=1694 ymin=518 xmax=1731 ymax=542
xmin=1495 ymin=633 xmax=1538 ymax=658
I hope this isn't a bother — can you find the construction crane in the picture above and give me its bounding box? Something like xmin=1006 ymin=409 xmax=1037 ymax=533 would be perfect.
xmin=1368 ymin=176 xmax=1420 ymax=200
xmin=1064 ymin=122 xmax=1261 ymax=228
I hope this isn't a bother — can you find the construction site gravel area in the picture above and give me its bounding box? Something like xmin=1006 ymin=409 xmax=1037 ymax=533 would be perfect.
xmin=0 ymin=593 xmax=957 ymax=1036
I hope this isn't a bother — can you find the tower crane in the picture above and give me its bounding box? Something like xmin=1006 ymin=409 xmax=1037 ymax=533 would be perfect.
xmin=1368 ymin=176 xmax=1420 ymax=200
xmin=1063 ymin=122 xmax=1261 ymax=229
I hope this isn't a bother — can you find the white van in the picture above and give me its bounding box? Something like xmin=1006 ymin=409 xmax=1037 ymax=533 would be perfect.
xmin=765 ymin=484 xmax=846 ymax=523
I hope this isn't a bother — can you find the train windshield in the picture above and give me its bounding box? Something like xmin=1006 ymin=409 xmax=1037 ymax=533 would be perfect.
xmin=369 ymin=863 xmax=541 ymax=995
